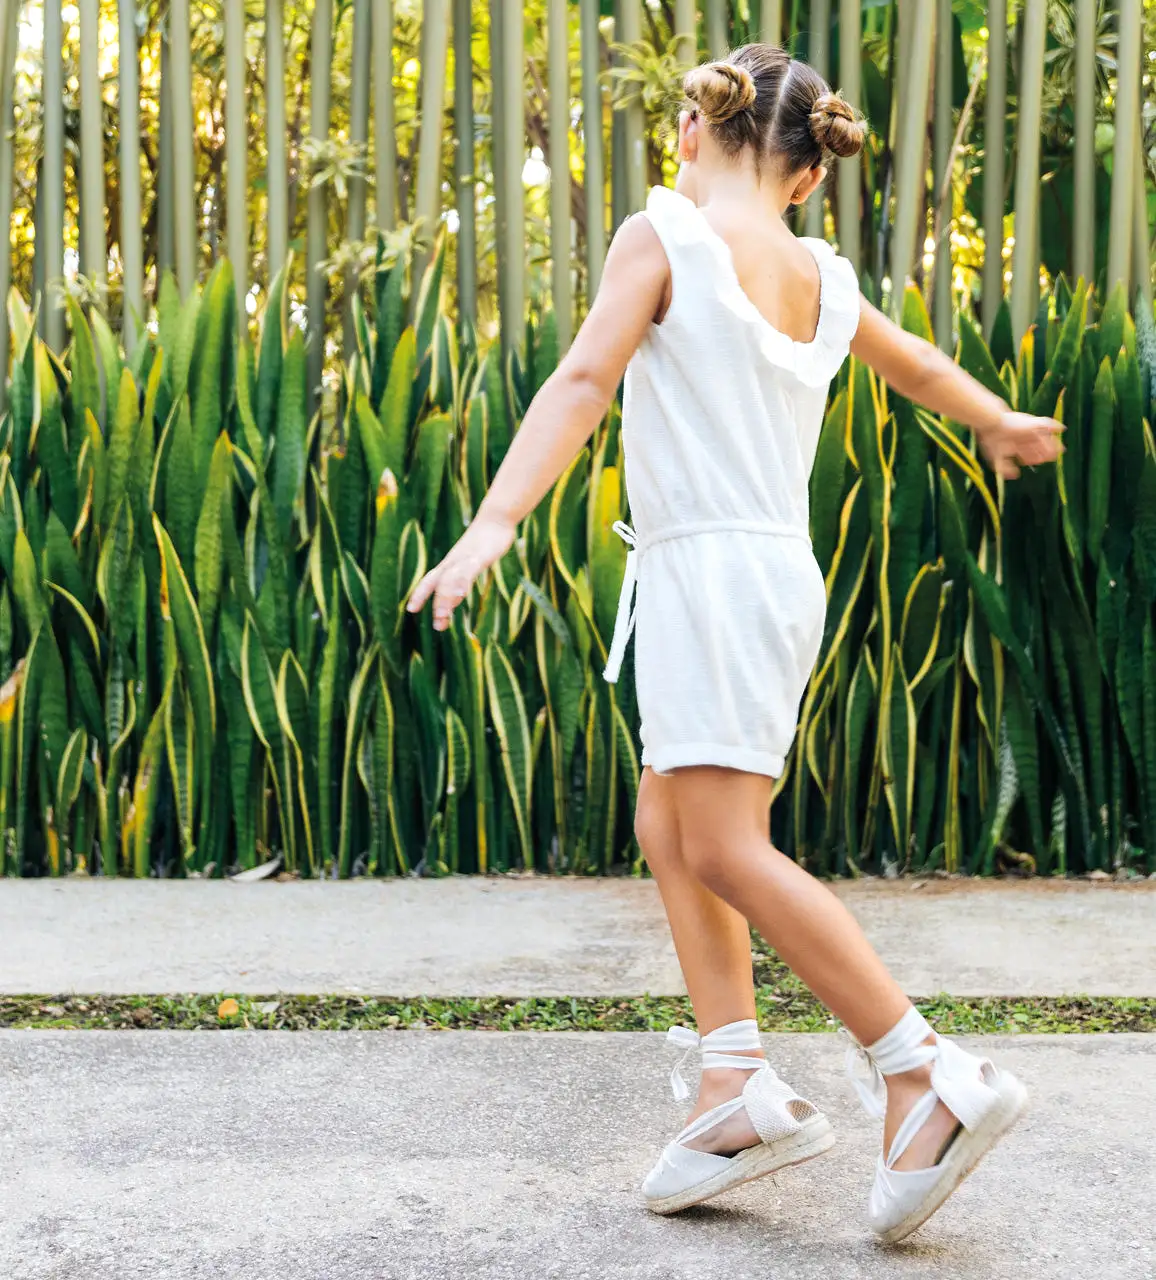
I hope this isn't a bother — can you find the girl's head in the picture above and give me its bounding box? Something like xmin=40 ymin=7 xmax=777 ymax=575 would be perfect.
xmin=677 ymin=45 xmax=867 ymax=207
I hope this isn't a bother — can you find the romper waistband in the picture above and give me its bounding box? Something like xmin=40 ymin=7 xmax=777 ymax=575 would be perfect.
xmin=601 ymin=519 xmax=812 ymax=684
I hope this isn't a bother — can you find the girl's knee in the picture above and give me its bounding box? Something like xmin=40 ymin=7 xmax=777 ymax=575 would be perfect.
xmin=634 ymin=784 xmax=676 ymax=869
xmin=678 ymin=812 xmax=762 ymax=897
xmin=681 ymin=836 xmax=742 ymax=897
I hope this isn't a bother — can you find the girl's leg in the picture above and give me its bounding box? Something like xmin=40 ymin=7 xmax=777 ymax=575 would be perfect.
xmin=665 ymin=766 xmax=961 ymax=1172
xmin=635 ymin=768 xmax=765 ymax=1152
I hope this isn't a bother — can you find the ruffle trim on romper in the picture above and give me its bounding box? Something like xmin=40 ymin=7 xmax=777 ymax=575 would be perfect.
xmin=645 ymin=186 xmax=860 ymax=389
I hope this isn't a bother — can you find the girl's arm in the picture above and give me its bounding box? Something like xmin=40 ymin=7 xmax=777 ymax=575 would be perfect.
xmin=851 ymin=296 xmax=1063 ymax=479
xmin=409 ymin=215 xmax=669 ymax=630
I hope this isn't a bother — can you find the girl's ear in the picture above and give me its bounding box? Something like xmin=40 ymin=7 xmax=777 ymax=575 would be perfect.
xmin=789 ymin=164 xmax=826 ymax=206
xmin=678 ymin=109 xmax=698 ymax=163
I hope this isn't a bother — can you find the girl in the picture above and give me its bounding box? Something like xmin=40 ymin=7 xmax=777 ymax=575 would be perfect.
xmin=409 ymin=45 xmax=1062 ymax=1243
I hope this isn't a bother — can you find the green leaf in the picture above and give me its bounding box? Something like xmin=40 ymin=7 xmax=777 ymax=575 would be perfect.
xmin=882 ymin=645 xmax=916 ymax=859
xmin=189 ymin=261 xmax=236 ymax=482
xmin=36 ymin=342 xmax=78 ymax=531
xmin=164 ymin=396 xmax=200 ymax=567
xmin=957 ymin=308 xmax=1007 ymax=401
xmin=809 ymin=387 xmax=849 ymax=574
xmin=484 ymin=641 xmax=533 ymax=870
xmin=1086 ymin=358 xmax=1115 ymax=564
xmin=271 ymin=328 xmax=308 ymax=543
xmin=1030 ymin=281 xmax=1087 ymax=418
xmin=45 ymin=512 xmax=89 ymax=611
xmin=12 ymin=529 xmax=46 ymax=635
xmin=65 ymin=296 xmax=101 ymax=439
xmin=240 ymin=612 xmax=280 ymax=749
xmin=379 ymin=328 xmax=416 ymax=469
xmin=315 ymin=579 xmax=342 ymax=873
xmin=194 ymin=433 xmax=233 ymax=643
xmin=165 ymin=676 xmax=196 ymax=863
xmin=131 ymin=693 xmax=168 ymax=878
xmin=256 ymin=259 xmax=288 ymax=441
xmin=55 ymin=726 xmax=86 ymax=824
xmin=411 ymin=413 xmax=453 ymax=539
xmin=106 ymin=367 xmax=140 ymax=528
xmin=588 ymin=465 xmax=626 ymax=651
xmin=154 ymin=517 xmax=217 ymax=793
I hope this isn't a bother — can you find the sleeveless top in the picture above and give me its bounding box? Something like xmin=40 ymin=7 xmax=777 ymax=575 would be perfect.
xmin=621 ymin=185 xmax=861 ymax=540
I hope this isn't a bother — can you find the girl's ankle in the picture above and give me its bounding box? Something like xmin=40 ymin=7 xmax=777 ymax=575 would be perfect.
xmin=697 ymin=1056 xmax=765 ymax=1105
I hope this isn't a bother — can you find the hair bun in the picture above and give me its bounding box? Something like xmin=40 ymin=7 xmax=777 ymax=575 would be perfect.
xmin=809 ymin=92 xmax=866 ymax=158
xmin=684 ymin=61 xmax=757 ymax=125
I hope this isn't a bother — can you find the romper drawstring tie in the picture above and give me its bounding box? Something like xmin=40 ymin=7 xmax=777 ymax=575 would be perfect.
xmin=603 ymin=521 xmax=638 ymax=685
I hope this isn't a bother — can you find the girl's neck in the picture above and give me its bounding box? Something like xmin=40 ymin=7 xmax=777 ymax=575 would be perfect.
xmin=674 ymin=161 xmax=794 ymax=223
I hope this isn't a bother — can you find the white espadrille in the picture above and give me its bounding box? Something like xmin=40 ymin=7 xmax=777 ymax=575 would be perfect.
xmin=642 ymin=1019 xmax=835 ymax=1215
xmin=845 ymin=1007 xmax=1029 ymax=1244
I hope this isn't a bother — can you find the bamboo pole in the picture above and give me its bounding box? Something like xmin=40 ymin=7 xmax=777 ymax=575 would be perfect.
xmin=611 ymin=80 xmax=625 ymax=232
xmin=414 ymin=0 xmax=450 ymax=286
xmin=674 ymin=0 xmax=696 ymax=65
xmin=579 ymin=0 xmax=606 ymax=296
xmin=887 ymin=0 xmax=934 ymax=319
xmin=836 ymin=0 xmax=861 ymax=270
xmin=1133 ymin=115 xmax=1152 ymax=312
xmin=804 ymin=0 xmax=830 ymax=237
xmin=373 ymin=0 xmax=397 ymax=231
xmin=495 ymin=0 xmax=525 ymax=359
xmin=225 ymin=1 xmax=249 ymax=314
xmin=490 ymin=0 xmax=508 ymax=325
xmin=344 ymin=0 xmax=372 ymax=355
xmin=1107 ymin=0 xmax=1142 ymax=294
xmin=501 ymin=0 xmax=525 ymax=350
xmin=809 ymin=0 xmax=830 ymax=84
xmin=158 ymin=31 xmax=174 ymax=277
xmin=41 ymin=0 xmax=65 ymax=347
xmin=306 ymin=0 xmax=334 ymax=413
xmin=0 ymin=0 xmax=18 ymax=410
xmin=761 ymin=0 xmax=782 ymax=45
xmin=1072 ymin=0 xmax=1096 ymax=285
xmin=452 ymin=0 xmax=477 ymax=327
xmin=1009 ymin=0 xmax=1046 ymax=339
xmin=32 ymin=163 xmax=44 ymax=314
xmin=981 ymin=0 xmax=1006 ymax=334
xmin=79 ymin=0 xmax=106 ymax=294
xmin=266 ymin=0 xmax=288 ymax=279
xmin=705 ymin=0 xmax=727 ymax=58
xmin=616 ymin=0 xmax=646 ymax=217
xmin=932 ymin=0 xmax=952 ymax=349
xmin=117 ymin=0 xmax=143 ymax=345
xmin=169 ymin=0 xmax=197 ymax=298
xmin=547 ymin=0 xmax=573 ymax=349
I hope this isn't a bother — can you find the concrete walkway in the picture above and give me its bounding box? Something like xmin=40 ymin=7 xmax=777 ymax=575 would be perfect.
xmin=1 ymin=877 xmax=1154 ymax=996
xmin=2 ymin=1030 xmax=1152 ymax=1280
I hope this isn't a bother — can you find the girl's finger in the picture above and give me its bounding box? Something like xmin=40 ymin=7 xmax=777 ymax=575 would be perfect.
xmin=433 ymin=574 xmax=473 ymax=630
xmin=408 ymin=566 xmax=442 ymax=612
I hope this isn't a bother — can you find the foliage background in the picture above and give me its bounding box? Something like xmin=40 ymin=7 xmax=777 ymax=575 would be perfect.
xmin=1 ymin=3 xmax=1156 ymax=882
xmin=6 ymin=2 xmax=1156 ymax=357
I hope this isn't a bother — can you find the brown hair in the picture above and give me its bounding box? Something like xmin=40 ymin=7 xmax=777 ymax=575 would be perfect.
xmin=683 ymin=44 xmax=867 ymax=171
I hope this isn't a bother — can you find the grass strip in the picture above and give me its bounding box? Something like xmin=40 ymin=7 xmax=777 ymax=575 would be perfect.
xmin=2 ymin=992 xmax=1153 ymax=1033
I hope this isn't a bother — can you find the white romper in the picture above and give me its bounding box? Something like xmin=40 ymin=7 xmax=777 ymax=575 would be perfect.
xmin=603 ymin=185 xmax=861 ymax=779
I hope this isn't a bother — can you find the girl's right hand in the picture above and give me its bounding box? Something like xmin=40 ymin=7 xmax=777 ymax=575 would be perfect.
xmin=406 ymin=514 xmax=517 ymax=632
xmin=975 ymin=410 xmax=1065 ymax=480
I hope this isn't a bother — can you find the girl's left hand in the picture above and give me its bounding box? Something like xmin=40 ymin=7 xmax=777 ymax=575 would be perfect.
xmin=976 ymin=411 xmax=1065 ymax=480
xmin=407 ymin=514 xmax=517 ymax=632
